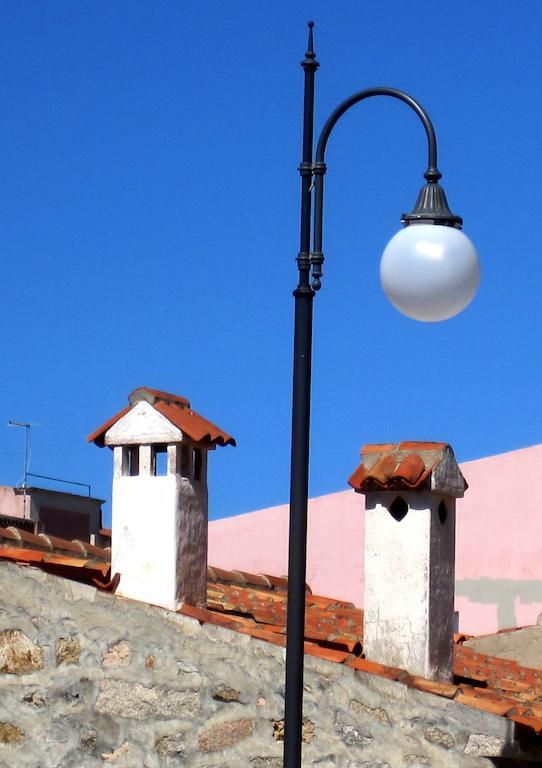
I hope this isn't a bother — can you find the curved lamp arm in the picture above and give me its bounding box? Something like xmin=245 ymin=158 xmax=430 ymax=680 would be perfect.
xmin=310 ymin=87 xmax=461 ymax=290
xmin=316 ymin=87 xmax=439 ymax=168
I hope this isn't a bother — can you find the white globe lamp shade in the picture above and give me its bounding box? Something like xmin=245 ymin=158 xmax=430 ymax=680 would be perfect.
xmin=380 ymin=224 xmax=480 ymax=322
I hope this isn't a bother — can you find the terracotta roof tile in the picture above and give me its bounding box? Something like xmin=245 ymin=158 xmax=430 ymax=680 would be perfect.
xmin=154 ymin=400 xmax=235 ymax=447
xmin=348 ymin=441 xmax=467 ymax=495
xmin=454 ymin=691 xmax=515 ymax=717
xmin=407 ymin=676 xmax=459 ymax=699
xmin=88 ymin=387 xmax=235 ymax=448
xmin=0 ymin=527 xmax=110 ymax=562
xmin=345 ymin=656 xmax=407 ymax=681
xmin=129 ymin=387 xmax=190 ymax=407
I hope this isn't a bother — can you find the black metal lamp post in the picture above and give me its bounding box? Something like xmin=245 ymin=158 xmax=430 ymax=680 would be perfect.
xmin=283 ymin=23 xmax=480 ymax=768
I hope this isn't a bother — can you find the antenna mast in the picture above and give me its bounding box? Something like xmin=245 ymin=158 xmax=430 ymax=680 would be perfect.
xmin=7 ymin=421 xmax=32 ymax=489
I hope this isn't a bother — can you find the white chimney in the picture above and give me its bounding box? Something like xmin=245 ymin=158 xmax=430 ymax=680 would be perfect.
xmin=349 ymin=441 xmax=467 ymax=681
xmin=89 ymin=387 xmax=235 ymax=610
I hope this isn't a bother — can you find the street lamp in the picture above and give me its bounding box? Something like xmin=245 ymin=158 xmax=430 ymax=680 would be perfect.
xmin=283 ymin=23 xmax=480 ymax=768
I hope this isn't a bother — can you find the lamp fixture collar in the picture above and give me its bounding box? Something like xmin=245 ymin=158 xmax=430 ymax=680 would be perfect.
xmin=402 ymin=169 xmax=463 ymax=229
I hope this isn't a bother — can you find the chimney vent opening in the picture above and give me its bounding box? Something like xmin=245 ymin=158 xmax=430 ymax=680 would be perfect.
xmin=151 ymin=446 xmax=168 ymax=476
xmin=122 ymin=446 xmax=140 ymax=477
xmin=438 ymin=500 xmax=448 ymax=525
xmin=389 ymin=496 xmax=408 ymax=522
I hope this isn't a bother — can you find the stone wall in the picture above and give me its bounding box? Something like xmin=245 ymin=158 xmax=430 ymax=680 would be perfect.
xmin=0 ymin=561 xmax=534 ymax=767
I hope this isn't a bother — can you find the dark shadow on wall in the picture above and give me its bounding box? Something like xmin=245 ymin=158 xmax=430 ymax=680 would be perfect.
xmin=455 ymin=579 xmax=542 ymax=630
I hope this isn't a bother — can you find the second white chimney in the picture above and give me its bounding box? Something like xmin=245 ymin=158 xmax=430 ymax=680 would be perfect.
xmin=349 ymin=441 xmax=467 ymax=682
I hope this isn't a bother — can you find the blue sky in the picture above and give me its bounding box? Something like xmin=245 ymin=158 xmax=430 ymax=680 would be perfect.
xmin=2 ymin=1 xmax=541 ymax=525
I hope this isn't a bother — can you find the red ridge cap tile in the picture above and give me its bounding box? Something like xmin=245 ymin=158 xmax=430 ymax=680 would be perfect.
xmin=507 ymin=713 xmax=542 ymax=734
xmin=129 ymin=387 xmax=190 ymax=408
xmin=0 ymin=547 xmax=111 ymax=579
xmin=407 ymin=676 xmax=459 ymax=699
xmin=345 ymin=657 xmax=406 ymax=681
xmin=15 ymin=529 xmax=52 ymax=550
xmin=38 ymin=534 xmax=84 ymax=555
xmin=0 ymin=526 xmax=23 ymax=543
xmin=47 ymin=536 xmax=87 ymax=554
xmin=509 ymin=702 xmax=542 ymax=720
xmin=217 ymin=568 xmax=247 ymax=586
xmin=235 ymin=571 xmax=272 ymax=589
xmin=265 ymin=574 xmax=294 ymax=592
xmin=0 ymin=547 xmax=48 ymax=565
xmin=178 ymin=604 xmax=217 ymax=623
xmin=398 ymin=441 xmax=448 ymax=451
xmin=361 ymin=443 xmax=397 ymax=454
xmin=179 ymin=604 xmax=244 ymax=632
xmin=74 ymin=540 xmax=110 ymax=561
xmin=454 ymin=691 xmax=515 ymax=717
xmin=303 ymin=645 xmax=351 ymax=664
xmin=236 ymin=625 xmax=287 ymax=647
xmin=209 ymin=566 xmax=277 ymax=589
xmin=0 ymin=529 xmax=111 ymax=564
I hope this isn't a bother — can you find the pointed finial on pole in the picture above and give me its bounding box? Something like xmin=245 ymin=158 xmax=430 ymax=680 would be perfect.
xmin=306 ymin=21 xmax=315 ymax=59
xmin=302 ymin=20 xmax=319 ymax=69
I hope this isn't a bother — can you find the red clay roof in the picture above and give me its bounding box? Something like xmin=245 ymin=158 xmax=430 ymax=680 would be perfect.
xmin=348 ymin=441 xmax=467 ymax=494
xmin=0 ymin=530 xmax=541 ymax=737
xmin=87 ymin=387 xmax=236 ymax=448
xmin=0 ymin=525 xmax=113 ymax=589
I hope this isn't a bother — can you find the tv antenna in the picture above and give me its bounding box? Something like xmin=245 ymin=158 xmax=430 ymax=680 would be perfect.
xmin=7 ymin=421 xmax=32 ymax=489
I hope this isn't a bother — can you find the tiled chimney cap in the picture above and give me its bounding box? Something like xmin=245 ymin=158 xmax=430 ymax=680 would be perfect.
xmin=348 ymin=441 xmax=467 ymax=498
xmin=128 ymin=387 xmax=190 ymax=408
xmin=88 ymin=387 xmax=236 ymax=448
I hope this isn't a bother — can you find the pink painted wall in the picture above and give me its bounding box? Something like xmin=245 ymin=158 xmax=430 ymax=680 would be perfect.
xmin=209 ymin=444 xmax=542 ymax=636
xmin=0 ymin=486 xmax=25 ymax=518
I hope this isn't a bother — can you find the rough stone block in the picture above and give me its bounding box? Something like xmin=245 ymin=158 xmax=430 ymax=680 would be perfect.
xmin=463 ymin=733 xmax=506 ymax=757
xmin=0 ymin=722 xmax=24 ymax=745
xmin=339 ymin=723 xmax=372 ymax=748
xmin=56 ymin=635 xmax=81 ymax=665
xmin=348 ymin=762 xmax=391 ymax=768
xmin=95 ymin=679 xmax=200 ymax=720
xmin=351 ymin=699 xmax=391 ymax=726
xmin=423 ymin=725 xmax=455 ymax=749
xmin=212 ymin=686 xmax=241 ymax=702
xmin=0 ymin=630 xmax=44 ymax=674
xmin=155 ymin=732 xmax=186 ymax=757
xmin=198 ymin=718 xmax=253 ymax=752
xmin=102 ymin=640 xmax=132 ymax=668
xmin=403 ymin=754 xmax=430 ymax=765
